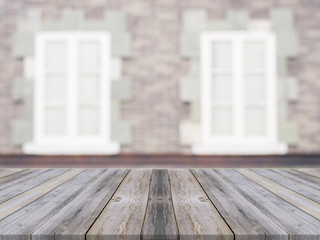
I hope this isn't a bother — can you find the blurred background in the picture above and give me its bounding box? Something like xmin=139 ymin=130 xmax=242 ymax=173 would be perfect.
xmin=0 ymin=0 xmax=319 ymax=167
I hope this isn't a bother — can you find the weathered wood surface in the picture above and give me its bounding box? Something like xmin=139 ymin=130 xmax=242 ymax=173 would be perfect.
xmin=0 ymin=168 xmax=319 ymax=240
xmin=233 ymin=169 xmax=320 ymax=239
xmin=0 ymin=169 xmax=68 ymax=204
xmin=0 ymin=168 xmax=24 ymax=179
xmin=191 ymin=169 xmax=287 ymax=240
xmin=142 ymin=169 xmax=178 ymax=240
xmin=238 ymin=169 xmax=320 ymax=221
xmin=296 ymin=168 xmax=320 ymax=178
xmin=253 ymin=169 xmax=320 ymax=204
xmin=169 ymin=169 xmax=233 ymax=240
xmin=33 ymin=169 xmax=129 ymax=240
xmin=87 ymin=169 xmax=152 ymax=240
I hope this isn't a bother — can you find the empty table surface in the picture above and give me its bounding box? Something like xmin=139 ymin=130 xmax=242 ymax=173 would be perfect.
xmin=0 ymin=168 xmax=319 ymax=240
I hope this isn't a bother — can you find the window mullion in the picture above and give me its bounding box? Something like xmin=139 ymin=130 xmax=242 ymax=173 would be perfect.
xmin=201 ymin=35 xmax=212 ymax=143
xmin=234 ymin=37 xmax=243 ymax=141
xmin=267 ymin=34 xmax=277 ymax=142
xmin=35 ymin=36 xmax=45 ymax=142
xmin=100 ymin=36 xmax=108 ymax=140
xmin=68 ymin=37 xmax=77 ymax=139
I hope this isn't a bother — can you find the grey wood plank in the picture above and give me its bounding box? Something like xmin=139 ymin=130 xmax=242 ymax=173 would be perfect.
xmin=0 ymin=169 xmax=68 ymax=204
xmin=0 ymin=169 xmax=24 ymax=179
xmin=218 ymin=169 xmax=320 ymax=240
xmin=0 ymin=169 xmax=84 ymax=221
xmin=296 ymin=169 xmax=320 ymax=179
xmin=87 ymin=169 xmax=152 ymax=240
xmin=238 ymin=169 xmax=320 ymax=221
xmin=142 ymin=169 xmax=178 ymax=240
xmin=32 ymin=169 xmax=129 ymax=240
xmin=169 ymin=169 xmax=233 ymax=240
xmin=0 ymin=169 xmax=42 ymax=185
xmin=192 ymin=169 xmax=287 ymax=240
xmin=275 ymin=169 xmax=320 ymax=186
xmin=253 ymin=169 xmax=320 ymax=204
xmin=0 ymin=169 xmax=105 ymax=240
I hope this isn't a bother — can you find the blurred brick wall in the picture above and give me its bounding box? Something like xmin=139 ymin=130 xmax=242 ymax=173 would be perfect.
xmin=0 ymin=0 xmax=319 ymax=154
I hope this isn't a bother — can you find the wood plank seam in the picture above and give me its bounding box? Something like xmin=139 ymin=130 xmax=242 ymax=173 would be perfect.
xmin=293 ymin=169 xmax=320 ymax=180
xmin=0 ymin=169 xmax=26 ymax=179
xmin=237 ymin=169 xmax=320 ymax=221
xmin=140 ymin=169 xmax=153 ymax=238
xmin=0 ymin=169 xmax=84 ymax=221
xmin=253 ymin=169 xmax=320 ymax=202
xmin=86 ymin=169 xmax=152 ymax=240
xmin=189 ymin=169 xmax=236 ymax=238
xmin=0 ymin=169 xmax=69 ymax=205
xmin=141 ymin=169 xmax=179 ymax=240
xmin=27 ymin=169 xmax=130 ymax=240
xmin=84 ymin=169 xmax=131 ymax=237
xmin=166 ymin=169 xmax=181 ymax=239
xmin=212 ymin=169 xmax=320 ymax=239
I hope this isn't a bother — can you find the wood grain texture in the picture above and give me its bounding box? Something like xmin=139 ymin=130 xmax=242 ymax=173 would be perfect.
xmin=296 ymin=169 xmax=320 ymax=178
xmin=87 ymin=169 xmax=152 ymax=240
xmin=192 ymin=169 xmax=287 ymax=240
xmin=0 ymin=169 xmax=24 ymax=179
xmin=0 ymin=168 xmax=319 ymax=240
xmin=142 ymin=169 xmax=178 ymax=240
xmin=0 ymin=169 xmax=39 ymax=185
xmin=238 ymin=169 xmax=320 ymax=221
xmin=253 ymin=169 xmax=320 ymax=204
xmin=0 ymin=169 xmax=84 ymax=221
xmin=0 ymin=169 xmax=103 ymax=240
xmin=169 ymin=169 xmax=233 ymax=240
xmin=221 ymin=169 xmax=320 ymax=239
xmin=0 ymin=169 xmax=68 ymax=204
xmin=32 ymin=169 xmax=129 ymax=240
xmin=276 ymin=169 xmax=320 ymax=186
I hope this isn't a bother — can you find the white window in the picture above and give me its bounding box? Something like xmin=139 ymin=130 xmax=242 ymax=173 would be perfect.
xmin=194 ymin=31 xmax=287 ymax=154
xmin=23 ymin=31 xmax=119 ymax=154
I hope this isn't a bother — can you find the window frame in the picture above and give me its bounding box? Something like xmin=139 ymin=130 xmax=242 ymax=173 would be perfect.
xmin=24 ymin=31 xmax=117 ymax=154
xmin=200 ymin=31 xmax=279 ymax=148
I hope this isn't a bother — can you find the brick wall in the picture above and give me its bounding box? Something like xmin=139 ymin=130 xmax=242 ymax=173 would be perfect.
xmin=0 ymin=0 xmax=319 ymax=154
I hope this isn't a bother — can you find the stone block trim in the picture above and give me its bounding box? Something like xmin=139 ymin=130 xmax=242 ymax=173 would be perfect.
xmin=179 ymin=8 xmax=300 ymax=147
xmin=12 ymin=8 xmax=132 ymax=148
xmin=13 ymin=9 xmax=131 ymax=58
xmin=270 ymin=8 xmax=299 ymax=144
xmin=111 ymin=78 xmax=132 ymax=101
xmin=12 ymin=121 xmax=33 ymax=145
xmin=226 ymin=10 xmax=249 ymax=30
xmin=111 ymin=121 xmax=132 ymax=145
xmin=279 ymin=122 xmax=299 ymax=146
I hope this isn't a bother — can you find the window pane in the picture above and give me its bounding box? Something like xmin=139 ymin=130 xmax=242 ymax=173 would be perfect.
xmin=244 ymin=41 xmax=265 ymax=69
xmin=78 ymin=108 xmax=99 ymax=135
xmin=46 ymin=42 xmax=67 ymax=70
xmin=45 ymin=108 xmax=66 ymax=135
xmin=211 ymin=75 xmax=233 ymax=102
xmin=245 ymin=107 xmax=266 ymax=136
xmin=244 ymin=75 xmax=265 ymax=102
xmin=45 ymin=75 xmax=66 ymax=102
xmin=211 ymin=42 xmax=232 ymax=69
xmin=79 ymin=42 xmax=100 ymax=70
xmin=78 ymin=75 xmax=99 ymax=103
xmin=211 ymin=107 xmax=233 ymax=135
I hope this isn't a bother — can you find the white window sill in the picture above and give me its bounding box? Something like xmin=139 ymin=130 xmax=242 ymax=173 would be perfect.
xmin=192 ymin=143 xmax=288 ymax=155
xmin=22 ymin=142 xmax=120 ymax=155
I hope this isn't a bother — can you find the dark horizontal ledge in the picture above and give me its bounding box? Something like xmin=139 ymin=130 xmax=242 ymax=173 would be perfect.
xmin=0 ymin=153 xmax=320 ymax=167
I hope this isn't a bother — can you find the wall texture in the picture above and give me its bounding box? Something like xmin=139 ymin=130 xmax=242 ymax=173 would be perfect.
xmin=0 ymin=0 xmax=319 ymax=154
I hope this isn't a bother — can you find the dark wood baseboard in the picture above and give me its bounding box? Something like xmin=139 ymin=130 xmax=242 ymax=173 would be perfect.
xmin=0 ymin=153 xmax=319 ymax=168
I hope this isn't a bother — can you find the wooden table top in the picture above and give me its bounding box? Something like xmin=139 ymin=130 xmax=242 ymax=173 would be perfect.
xmin=0 ymin=168 xmax=319 ymax=240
